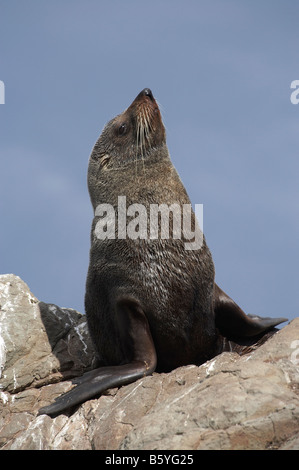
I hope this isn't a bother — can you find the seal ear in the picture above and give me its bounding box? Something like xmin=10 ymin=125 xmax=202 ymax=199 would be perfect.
xmin=99 ymin=154 xmax=111 ymax=168
xmin=214 ymin=284 xmax=288 ymax=339
xmin=38 ymin=300 xmax=157 ymax=417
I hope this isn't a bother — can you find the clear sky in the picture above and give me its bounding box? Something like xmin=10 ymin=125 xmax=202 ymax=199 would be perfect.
xmin=0 ymin=1 xmax=298 ymax=322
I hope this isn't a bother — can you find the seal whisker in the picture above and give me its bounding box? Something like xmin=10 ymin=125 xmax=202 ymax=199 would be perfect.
xmin=135 ymin=120 xmax=141 ymax=175
xmin=137 ymin=113 xmax=146 ymax=173
xmin=144 ymin=110 xmax=151 ymax=142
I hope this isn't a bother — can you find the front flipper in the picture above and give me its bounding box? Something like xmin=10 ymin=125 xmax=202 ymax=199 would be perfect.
xmin=38 ymin=299 xmax=157 ymax=417
xmin=214 ymin=284 xmax=288 ymax=339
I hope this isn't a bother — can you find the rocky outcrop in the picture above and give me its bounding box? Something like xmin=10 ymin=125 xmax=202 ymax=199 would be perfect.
xmin=0 ymin=274 xmax=298 ymax=450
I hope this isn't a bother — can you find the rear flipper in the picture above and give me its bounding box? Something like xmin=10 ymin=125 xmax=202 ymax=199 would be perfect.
xmin=214 ymin=283 xmax=288 ymax=340
xmin=38 ymin=362 xmax=153 ymax=417
xmin=38 ymin=299 xmax=157 ymax=417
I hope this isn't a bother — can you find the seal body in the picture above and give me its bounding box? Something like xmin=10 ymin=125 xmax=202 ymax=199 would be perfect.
xmin=38 ymin=89 xmax=287 ymax=417
xmin=85 ymin=187 xmax=216 ymax=372
xmin=86 ymin=89 xmax=217 ymax=371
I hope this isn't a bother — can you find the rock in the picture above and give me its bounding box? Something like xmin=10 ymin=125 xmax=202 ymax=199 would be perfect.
xmin=0 ymin=274 xmax=298 ymax=450
xmin=0 ymin=274 xmax=96 ymax=394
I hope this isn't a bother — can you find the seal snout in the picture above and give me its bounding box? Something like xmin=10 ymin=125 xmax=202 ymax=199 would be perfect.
xmin=126 ymin=88 xmax=165 ymax=149
xmin=137 ymin=88 xmax=154 ymax=102
xmin=143 ymin=88 xmax=154 ymax=101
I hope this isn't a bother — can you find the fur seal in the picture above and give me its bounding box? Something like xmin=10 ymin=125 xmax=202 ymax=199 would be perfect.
xmin=39 ymin=88 xmax=287 ymax=416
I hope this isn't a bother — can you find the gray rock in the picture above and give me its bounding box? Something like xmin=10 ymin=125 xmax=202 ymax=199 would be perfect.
xmin=0 ymin=274 xmax=298 ymax=450
xmin=0 ymin=274 xmax=96 ymax=396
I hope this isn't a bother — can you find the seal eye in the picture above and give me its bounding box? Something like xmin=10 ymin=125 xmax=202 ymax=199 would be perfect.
xmin=118 ymin=123 xmax=127 ymax=136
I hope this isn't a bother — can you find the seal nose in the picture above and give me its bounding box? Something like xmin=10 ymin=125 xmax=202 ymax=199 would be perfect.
xmin=142 ymin=88 xmax=154 ymax=101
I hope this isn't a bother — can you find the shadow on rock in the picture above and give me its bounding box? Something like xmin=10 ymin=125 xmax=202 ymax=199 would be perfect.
xmin=38 ymin=301 xmax=97 ymax=380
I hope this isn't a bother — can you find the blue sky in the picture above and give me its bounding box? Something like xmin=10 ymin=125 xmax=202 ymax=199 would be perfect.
xmin=0 ymin=0 xmax=298 ymax=323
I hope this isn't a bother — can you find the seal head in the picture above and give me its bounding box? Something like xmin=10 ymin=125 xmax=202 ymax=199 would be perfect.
xmin=90 ymin=88 xmax=166 ymax=172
